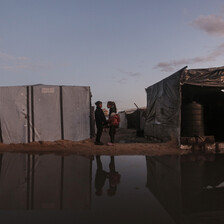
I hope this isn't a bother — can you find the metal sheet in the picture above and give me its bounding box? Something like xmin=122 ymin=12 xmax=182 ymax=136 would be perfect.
xmin=0 ymin=86 xmax=27 ymax=144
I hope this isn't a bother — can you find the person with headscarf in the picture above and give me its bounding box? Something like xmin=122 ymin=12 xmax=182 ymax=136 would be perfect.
xmin=107 ymin=101 xmax=119 ymax=145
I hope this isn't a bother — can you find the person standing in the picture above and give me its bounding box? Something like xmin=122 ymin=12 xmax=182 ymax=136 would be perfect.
xmin=94 ymin=101 xmax=106 ymax=145
xmin=107 ymin=101 xmax=118 ymax=145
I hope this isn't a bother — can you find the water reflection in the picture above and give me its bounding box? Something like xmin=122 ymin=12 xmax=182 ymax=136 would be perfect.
xmin=0 ymin=153 xmax=91 ymax=210
xmin=0 ymin=152 xmax=224 ymax=223
xmin=181 ymin=154 xmax=224 ymax=223
xmin=146 ymin=154 xmax=224 ymax=224
xmin=95 ymin=156 xmax=121 ymax=196
xmin=146 ymin=156 xmax=181 ymax=222
xmin=92 ymin=156 xmax=174 ymax=224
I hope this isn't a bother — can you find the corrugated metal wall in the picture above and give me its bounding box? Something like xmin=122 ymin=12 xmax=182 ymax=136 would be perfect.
xmin=0 ymin=85 xmax=91 ymax=143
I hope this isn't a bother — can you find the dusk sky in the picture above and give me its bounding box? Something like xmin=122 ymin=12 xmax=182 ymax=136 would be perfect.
xmin=1 ymin=0 xmax=224 ymax=110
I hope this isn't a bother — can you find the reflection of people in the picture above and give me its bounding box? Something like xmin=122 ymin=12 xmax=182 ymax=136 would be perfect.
xmin=107 ymin=101 xmax=119 ymax=145
xmin=108 ymin=156 xmax=121 ymax=196
xmin=94 ymin=156 xmax=121 ymax=196
xmin=95 ymin=155 xmax=108 ymax=196
xmin=95 ymin=101 xmax=107 ymax=145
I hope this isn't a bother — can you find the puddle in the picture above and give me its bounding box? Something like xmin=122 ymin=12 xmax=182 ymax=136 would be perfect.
xmin=0 ymin=153 xmax=223 ymax=224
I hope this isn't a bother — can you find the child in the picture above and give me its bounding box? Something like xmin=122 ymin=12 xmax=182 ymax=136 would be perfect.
xmin=107 ymin=101 xmax=119 ymax=145
xmin=95 ymin=101 xmax=106 ymax=145
xmin=109 ymin=112 xmax=120 ymax=127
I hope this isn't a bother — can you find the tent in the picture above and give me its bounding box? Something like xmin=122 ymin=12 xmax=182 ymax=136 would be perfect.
xmin=0 ymin=85 xmax=91 ymax=144
xmin=118 ymin=107 xmax=146 ymax=130
xmin=118 ymin=109 xmax=136 ymax=129
xmin=144 ymin=66 xmax=224 ymax=145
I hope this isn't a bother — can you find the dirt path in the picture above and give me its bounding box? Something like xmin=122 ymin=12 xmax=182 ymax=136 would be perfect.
xmin=0 ymin=128 xmax=182 ymax=156
xmin=0 ymin=139 xmax=180 ymax=156
xmin=0 ymin=128 xmax=216 ymax=156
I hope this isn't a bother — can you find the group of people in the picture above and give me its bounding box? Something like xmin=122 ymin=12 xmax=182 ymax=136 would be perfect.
xmin=94 ymin=100 xmax=120 ymax=146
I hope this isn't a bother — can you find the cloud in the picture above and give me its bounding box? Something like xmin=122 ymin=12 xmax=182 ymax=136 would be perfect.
xmin=154 ymin=43 xmax=224 ymax=72
xmin=0 ymin=52 xmax=29 ymax=62
xmin=117 ymin=78 xmax=127 ymax=84
xmin=126 ymin=72 xmax=142 ymax=77
xmin=191 ymin=14 xmax=224 ymax=36
xmin=0 ymin=63 xmax=54 ymax=72
xmin=118 ymin=69 xmax=143 ymax=78
xmin=116 ymin=69 xmax=143 ymax=84
xmin=0 ymin=51 xmax=54 ymax=72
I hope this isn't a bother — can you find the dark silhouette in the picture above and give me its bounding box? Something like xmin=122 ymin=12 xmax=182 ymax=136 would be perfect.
xmin=95 ymin=155 xmax=108 ymax=196
xmin=95 ymin=156 xmax=121 ymax=196
xmin=107 ymin=101 xmax=118 ymax=144
xmin=107 ymin=156 xmax=121 ymax=196
xmin=94 ymin=101 xmax=106 ymax=145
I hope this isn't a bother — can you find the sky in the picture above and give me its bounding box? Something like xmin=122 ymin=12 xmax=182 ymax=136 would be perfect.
xmin=1 ymin=0 xmax=224 ymax=111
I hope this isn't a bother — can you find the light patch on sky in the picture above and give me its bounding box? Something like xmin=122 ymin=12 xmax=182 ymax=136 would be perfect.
xmin=1 ymin=0 xmax=224 ymax=110
xmin=0 ymin=51 xmax=55 ymax=72
xmin=154 ymin=43 xmax=224 ymax=72
xmin=192 ymin=14 xmax=224 ymax=36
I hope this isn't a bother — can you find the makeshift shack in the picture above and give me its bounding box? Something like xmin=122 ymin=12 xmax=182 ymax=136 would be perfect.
xmin=0 ymin=85 xmax=91 ymax=144
xmin=144 ymin=66 xmax=224 ymax=145
xmin=118 ymin=107 xmax=146 ymax=136
xmin=118 ymin=110 xmax=128 ymax=129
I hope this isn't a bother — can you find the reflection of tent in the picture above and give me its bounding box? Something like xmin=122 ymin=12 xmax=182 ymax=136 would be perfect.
xmin=181 ymin=155 xmax=224 ymax=215
xmin=145 ymin=66 xmax=224 ymax=145
xmin=146 ymin=154 xmax=224 ymax=224
xmin=146 ymin=156 xmax=182 ymax=222
xmin=0 ymin=85 xmax=91 ymax=143
xmin=0 ymin=153 xmax=91 ymax=210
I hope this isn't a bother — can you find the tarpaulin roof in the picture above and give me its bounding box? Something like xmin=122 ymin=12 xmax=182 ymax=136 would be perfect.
xmin=181 ymin=66 xmax=224 ymax=87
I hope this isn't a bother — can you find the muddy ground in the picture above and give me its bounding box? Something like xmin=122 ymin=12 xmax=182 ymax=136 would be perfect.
xmin=0 ymin=128 xmax=218 ymax=156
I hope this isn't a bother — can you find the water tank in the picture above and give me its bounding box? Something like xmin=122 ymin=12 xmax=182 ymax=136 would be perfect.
xmin=181 ymin=101 xmax=204 ymax=137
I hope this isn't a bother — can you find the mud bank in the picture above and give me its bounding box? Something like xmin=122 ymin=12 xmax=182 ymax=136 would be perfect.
xmin=0 ymin=128 xmax=221 ymax=156
xmin=0 ymin=138 xmax=180 ymax=156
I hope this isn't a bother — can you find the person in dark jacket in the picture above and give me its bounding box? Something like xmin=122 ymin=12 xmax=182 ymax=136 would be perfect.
xmin=95 ymin=101 xmax=106 ymax=145
xmin=107 ymin=101 xmax=117 ymax=145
